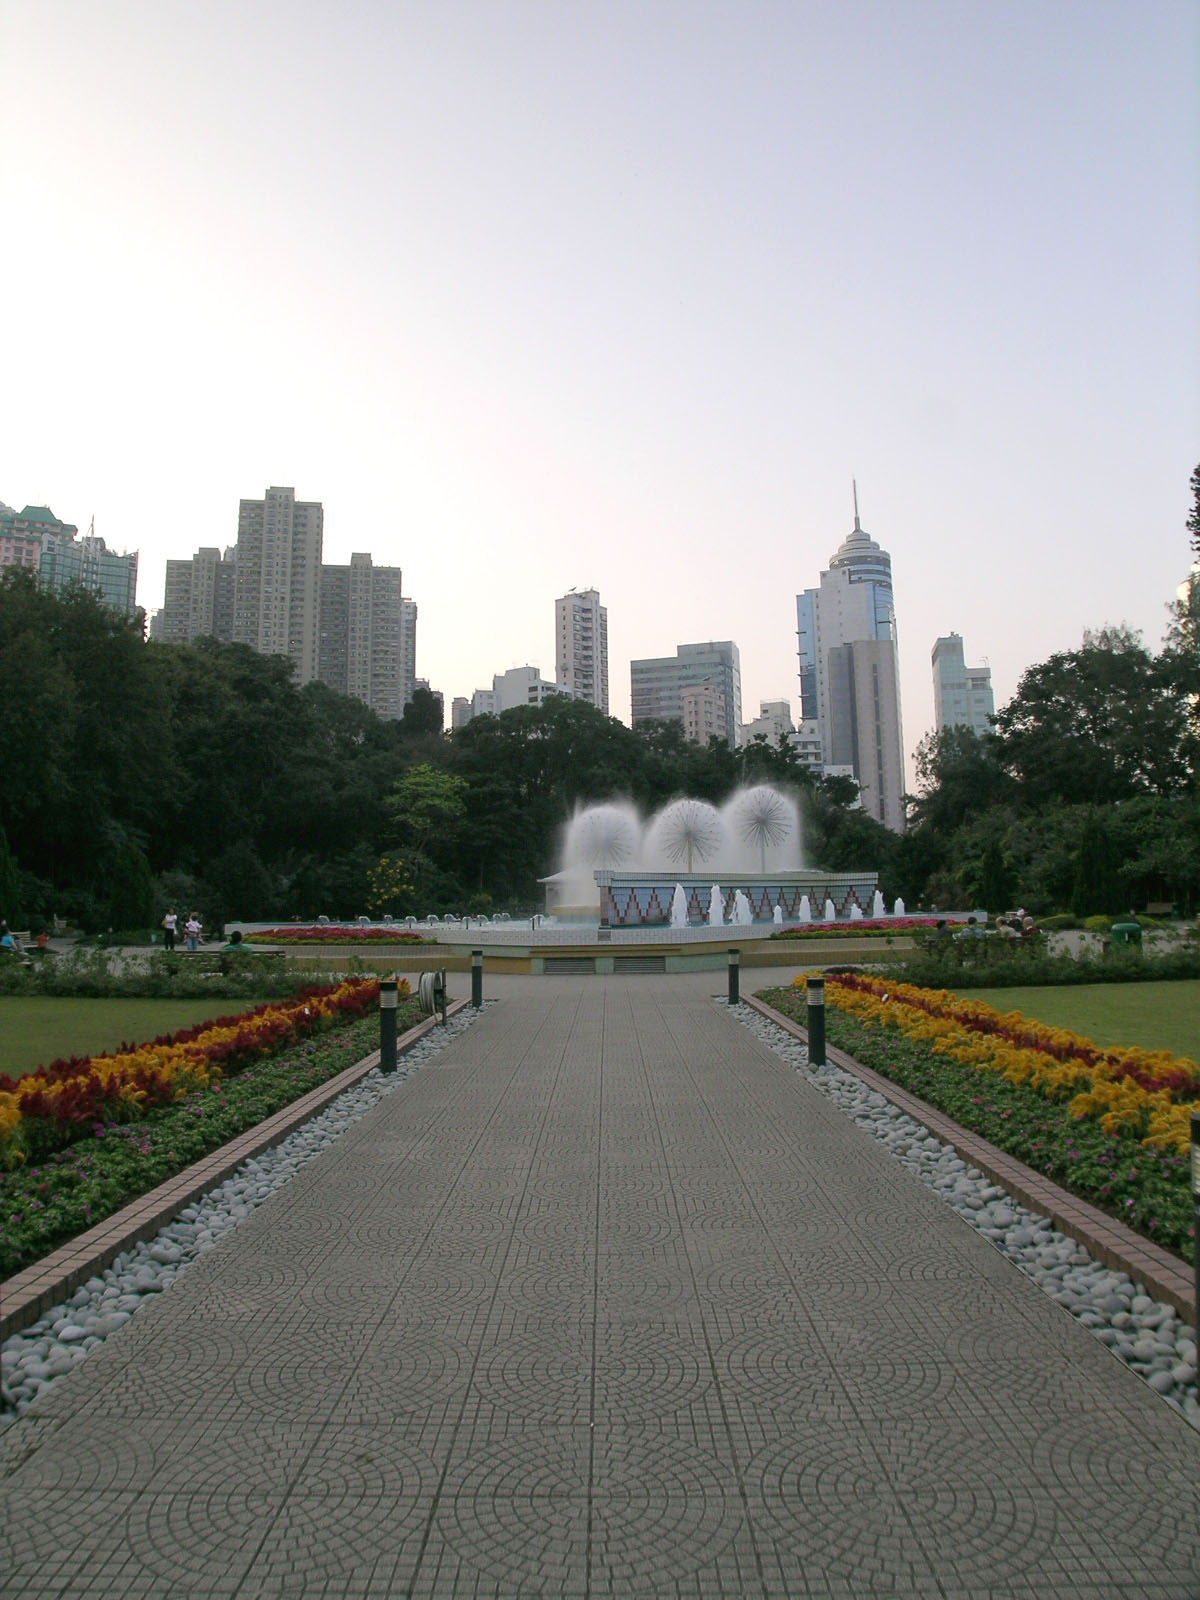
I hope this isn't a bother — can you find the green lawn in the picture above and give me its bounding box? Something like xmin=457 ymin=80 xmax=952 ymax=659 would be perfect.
xmin=0 ymin=996 xmax=273 ymax=1077
xmin=952 ymin=980 xmax=1200 ymax=1060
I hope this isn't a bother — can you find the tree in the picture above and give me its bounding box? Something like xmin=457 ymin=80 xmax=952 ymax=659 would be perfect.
xmin=992 ymin=630 xmax=1192 ymax=806
xmin=1188 ymin=462 xmax=1200 ymax=562
xmin=908 ymin=726 xmax=1011 ymax=833
xmin=401 ymin=684 xmax=444 ymax=738
xmin=1069 ymin=809 xmax=1120 ymax=917
xmin=367 ymin=855 xmax=416 ymax=916
xmin=106 ymin=836 xmax=157 ymax=931
xmin=0 ymin=823 xmax=21 ymax=927
xmin=386 ymin=763 xmax=467 ymax=856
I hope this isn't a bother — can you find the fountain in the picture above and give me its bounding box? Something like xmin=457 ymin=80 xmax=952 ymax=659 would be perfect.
xmin=895 ymin=897 xmax=906 ymax=917
xmin=542 ymin=784 xmax=878 ymax=930
xmin=669 ymin=883 xmax=688 ymax=928
xmin=707 ymin=885 xmax=725 ymax=926
xmin=872 ymin=890 xmax=886 ymax=919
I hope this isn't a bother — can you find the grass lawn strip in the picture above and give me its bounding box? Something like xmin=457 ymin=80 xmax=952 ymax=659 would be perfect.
xmin=0 ymin=1000 xmax=423 ymax=1279
xmin=951 ymin=979 xmax=1200 ymax=1060
xmin=760 ymin=986 xmax=1194 ymax=1260
xmin=0 ymin=996 xmax=274 ymax=1077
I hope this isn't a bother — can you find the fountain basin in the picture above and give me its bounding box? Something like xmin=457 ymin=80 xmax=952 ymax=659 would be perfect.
xmin=592 ymin=869 xmax=878 ymax=928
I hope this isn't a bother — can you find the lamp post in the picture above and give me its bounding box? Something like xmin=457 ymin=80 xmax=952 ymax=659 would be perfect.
xmin=472 ymin=949 xmax=483 ymax=1008
xmin=807 ymin=975 xmax=826 ymax=1067
xmin=727 ymin=948 xmax=740 ymax=1005
xmin=380 ymin=977 xmax=398 ymax=1073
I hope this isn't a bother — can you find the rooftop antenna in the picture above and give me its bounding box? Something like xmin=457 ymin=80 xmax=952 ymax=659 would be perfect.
xmin=852 ymin=480 xmax=861 ymax=531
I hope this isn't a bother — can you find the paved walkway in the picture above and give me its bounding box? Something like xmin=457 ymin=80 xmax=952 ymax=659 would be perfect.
xmin=3 ymin=979 xmax=1199 ymax=1598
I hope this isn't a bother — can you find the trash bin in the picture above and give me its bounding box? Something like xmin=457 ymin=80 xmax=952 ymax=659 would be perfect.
xmin=1109 ymin=920 xmax=1142 ymax=947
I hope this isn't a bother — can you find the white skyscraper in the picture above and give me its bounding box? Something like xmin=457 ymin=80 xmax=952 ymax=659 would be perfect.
xmin=796 ymin=492 xmax=906 ymax=831
xmin=555 ymin=588 xmax=608 ymax=713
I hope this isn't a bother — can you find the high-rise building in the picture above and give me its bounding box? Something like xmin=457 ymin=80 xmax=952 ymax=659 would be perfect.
xmin=796 ymin=493 xmax=905 ymax=830
xmin=456 ymin=666 xmax=575 ymax=726
xmin=555 ymin=588 xmax=608 ymax=713
xmin=0 ymin=504 xmax=66 ymax=573
xmin=630 ymin=641 xmax=742 ymax=749
xmin=233 ymin=486 xmax=323 ymax=684
xmin=739 ymin=699 xmax=794 ymax=748
xmin=0 ymin=505 xmax=139 ymax=616
xmin=154 ymin=547 xmax=237 ymax=643
xmin=932 ymin=634 xmax=994 ymax=736
xmin=680 ymin=682 xmax=727 ymax=745
xmin=399 ymin=598 xmax=418 ymax=709
xmin=318 ymin=553 xmax=409 ymax=720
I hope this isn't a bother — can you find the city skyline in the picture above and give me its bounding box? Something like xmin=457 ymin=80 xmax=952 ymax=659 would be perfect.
xmin=3 ymin=3 xmax=1196 ymax=776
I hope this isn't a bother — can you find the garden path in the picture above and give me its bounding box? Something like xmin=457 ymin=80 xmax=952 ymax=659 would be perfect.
xmin=2 ymin=976 xmax=1198 ymax=1597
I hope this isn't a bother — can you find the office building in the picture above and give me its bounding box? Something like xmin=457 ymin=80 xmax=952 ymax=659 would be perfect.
xmin=233 ymin=486 xmax=323 ymax=684
xmin=796 ymin=493 xmax=905 ymax=830
xmin=932 ymin=633 xmax=994 ymax=736
xmin=630 ymin=641 xmax=742 ymax=749
xmin=555 ymin=587 xmax=608 ymax=713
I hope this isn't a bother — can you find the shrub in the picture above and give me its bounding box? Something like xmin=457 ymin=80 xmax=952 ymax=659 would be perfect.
xmin=887 ymin=942 xmax=1200 ymax=990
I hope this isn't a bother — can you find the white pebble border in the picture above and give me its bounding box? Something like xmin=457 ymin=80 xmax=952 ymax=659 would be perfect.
xmin=0 ymin=1005 xmax=483 ymax=1428
xmin=731 ymin=999 xmax=1200 ymax=1429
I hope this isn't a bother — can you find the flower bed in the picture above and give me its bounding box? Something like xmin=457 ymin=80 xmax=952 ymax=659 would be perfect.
xmin=0 ymin=978 xmax=392 ymax=1169
xmin=769 ymin=917 xmax=938 ymax=940
xmin=760 ymin=978 xmax=1196 ymax=1256
xmin=244 ymin=926 xmax=433 ymax=945
xmin=810 ymin=973 xmax=1200 ymax=1153
xmin=0 ymin=996 xmax=422 ymax=1278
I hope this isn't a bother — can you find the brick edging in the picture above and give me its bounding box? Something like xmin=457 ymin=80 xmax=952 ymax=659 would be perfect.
xmin=744 ymin=993 xmax=1195 ymax=1322
xmin=0 ymin=999 xmax=470 ymax=1340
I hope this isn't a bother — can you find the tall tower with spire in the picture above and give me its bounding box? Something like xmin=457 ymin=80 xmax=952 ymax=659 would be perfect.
xmin=795 ymin=489 xmax=906 ymax=830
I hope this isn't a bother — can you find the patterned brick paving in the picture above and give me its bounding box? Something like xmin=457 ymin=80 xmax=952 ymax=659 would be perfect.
xmin=3 ymin=979 xmax=1199 ymax=1597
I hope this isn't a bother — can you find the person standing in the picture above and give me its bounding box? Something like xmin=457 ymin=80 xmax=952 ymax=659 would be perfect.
xmin=162 ymin=908 xmax=177 ymax=951
xmin=184 ymin=912 xmax=201 ymax=951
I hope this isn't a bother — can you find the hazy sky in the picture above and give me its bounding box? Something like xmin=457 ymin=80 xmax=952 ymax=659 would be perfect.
xmin=4 ymin=1 xmax=1197 ymax=779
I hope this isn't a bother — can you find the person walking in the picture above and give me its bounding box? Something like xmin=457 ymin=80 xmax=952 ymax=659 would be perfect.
xmin=161 ymin=908 xmax=177 ymax=951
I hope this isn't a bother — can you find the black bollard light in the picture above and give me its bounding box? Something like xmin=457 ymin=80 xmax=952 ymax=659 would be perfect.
xmin=1192 ymin=1110 xmax=1200 ymax=1345
xmin=807 ymin=975 xmax=826 ymax=1067
xmin=472 ymin=948 xmax=484 ymax=1009
xmin=727 ymin=948 xmax=740 ymax=1005
xmin=380 ymin=977 xmax=398 ymax=1073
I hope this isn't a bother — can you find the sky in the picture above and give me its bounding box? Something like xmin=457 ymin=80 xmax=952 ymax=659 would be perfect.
xmin=3 ymin=0 xmax=1197 ymax=784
